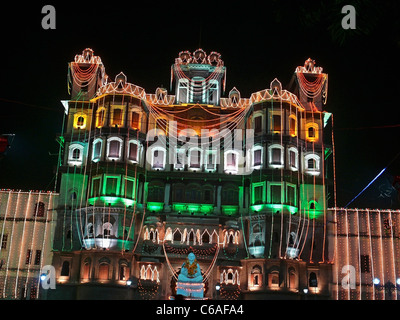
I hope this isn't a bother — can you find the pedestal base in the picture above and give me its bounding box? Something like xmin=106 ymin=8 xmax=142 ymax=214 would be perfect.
xmin=176 ymin=281 xmax=205 ymax=299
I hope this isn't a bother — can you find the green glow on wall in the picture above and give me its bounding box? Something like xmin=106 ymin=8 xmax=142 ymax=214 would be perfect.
xmin=221 ymin=205 xmax=239 ymax=216
xmin=147 ymin=202 xmax=164 ymax=212
xmin=250 ymin=204 xmax=298 ymax=215
xmin=88 ymin=196 xmax=135 ymax=207
xmin=172 ymin=203 xmax=214 ymax=215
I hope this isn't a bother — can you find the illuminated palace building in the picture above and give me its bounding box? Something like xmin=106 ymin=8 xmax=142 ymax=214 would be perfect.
xmin=35 ymin=48 xmax=334 ymax=300
xmin=2 ymin=48 xmax=341 ymax=300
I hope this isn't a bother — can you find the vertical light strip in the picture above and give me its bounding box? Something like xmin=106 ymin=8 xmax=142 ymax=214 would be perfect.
xmin=14 ymin=191 xmax=31 ymax=299
xmin=355 ymin=209 xmax=362 ymax=300
xmin=1 ymin=191 xmax=12 ymax=298
xmin=24 ymin=192 xmax=41 ymax=299
xmin=366 ymin=209 xmax=375 ymax=300
xmin=388 ymin=210 xmax=397 ymax=300
xmin=345 ymin=208 xmax=350 ymax=300
xmin=334 ymin=208 xmax=339 ymax=300
xmin=377 ymin=209 xmax=385 ymax=300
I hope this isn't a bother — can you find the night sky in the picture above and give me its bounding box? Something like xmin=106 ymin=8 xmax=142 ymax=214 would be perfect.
xmin=0 ymin=1 xmax=399 ymax=209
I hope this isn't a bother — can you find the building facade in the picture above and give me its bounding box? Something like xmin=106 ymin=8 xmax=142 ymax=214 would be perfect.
xmin=331 ymin=208 xmax=400 ymax=300
xmin=43 ymin=48 xmax=334 ymax=300
xmin=0 ymin=190 xmax=58 ymax=299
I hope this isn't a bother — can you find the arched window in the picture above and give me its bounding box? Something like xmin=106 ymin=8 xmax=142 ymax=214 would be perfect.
xmin=208 ymin=79 xmax=219 ymax=105
xmin=96 ymin=108 xmax=106 ymax=128
xmin=151 ymin=147 xmax=166 ymax=170
xmin=130 ymin=111 xmax=140 ymax=130
xmin=201 ymin=230 xmax=210 ymax=244
xmin=288 ymin=147 xmax=298 ymax=171
xmin=74 ymin=114 xmax=87 ymax=130
xmin=92 ymin=139 xmax=102 ymax=162
xmin=268 ymin=270 xmax=279 ymax=288
xmin=127 ymin=140 xmax=140 ymax=163
xmin=189 ymin=148 xmax=202 ymax=170
xmin=102 ymin=222 xmax=113 ymax=237
xmin=173 ymin=229 xmax=182 ymax=243
xmin=61 ymin=261 xmax=70 ymax=277
xmin=252 ymin=223 xmax=262 ymax=234
xmin=304 ymin=153 xmax=321 ymax=176
xmin=288 ymin=268 xmax=297 ymax=289
xmin=309 ymin=200 xmax=317 ymax=210
xmin=229 ymin=87 xmax=241 ymax=106
xmin=111 ymin=107 xmax=124 ymax=127
xmin=205 ymin=149 xmax=217 ymax=172
xmin=268 ymin=144 xmax=284 ymax=168
xmin=119 ymin=262 xmax=129 ymax=281
xmin=98 ymin=263 xmax=109 ymax=280
xmin=224 ymin=150 xmax=239 ymax=174
xmin=68 ymin=143 xmax=84 ymax=166
xmin=177 ymin=79 xmax=189 ymax=104
xmin=165 ymin=227 xmax=173 ymax=242
xmin=305 ymin=123 xmax=319 ymax=142
xmin=186 ymin=229 xmax=196 ymax=245
xmin=72 ymin=148 xmax=80 ymax=160
xmin=107 ymin=137 xmax=123 ymax=160
xmin=271 ymin=113 xmax=281 ymax=134
xmin=288 ymin=232 xmax=297 ymax=247
xmin=82 ymin=262 xmax=90 ymax=280
xmin=190 ymin=76 xmax=206 ymax=103
xmin=252 ymin=145 xmax=263 ymax=169
xmin=86 ymin=223 xmax=94 ymax=238
xmin=253 ymin=114 xmax=263 ymax=134
xmin=251 ymin=265 xmax=262 ymax=287
xmin=309 ymin=272 xmax=318 ymax=288
xmin=289 ymin=114 xmax=297 ymax=137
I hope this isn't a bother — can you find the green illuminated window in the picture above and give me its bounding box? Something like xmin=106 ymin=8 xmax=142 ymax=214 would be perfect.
xmin=92 ymin=178 xmax=101 ymax=197
xmin=254 ymin=185 xmax=263 ymax=204
xmin=270 ymin=184 xmax=282 ymax=204
xmin=105 ymin=176 xmax=120 ymax=196
xmin=252 ymin=182 xmax=266 ymax=205
xmin=286 ymin=184 xmax=296 ymax=206
xmin=124 ymin=178 xmax=135 ymax=199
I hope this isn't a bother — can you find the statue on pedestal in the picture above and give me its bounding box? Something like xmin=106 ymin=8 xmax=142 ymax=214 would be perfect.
xmin=176 ymin=252 xmax=204 ymax=299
